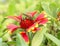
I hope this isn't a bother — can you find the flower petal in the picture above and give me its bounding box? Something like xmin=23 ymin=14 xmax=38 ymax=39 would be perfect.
xmin=27 ymin=11 xmax=37 ymax=17
xmin=20 ymin=31 xmax=29 ymax=43
xmin=7 ymin=15 xmax=22 ymax=22
xmin=7 ymin=24 xmax=18 ymax=33
xmin=38 ymin=18 xmax=48 ymax=25
xmin=35 ymin=12 xmax=45 ymax=22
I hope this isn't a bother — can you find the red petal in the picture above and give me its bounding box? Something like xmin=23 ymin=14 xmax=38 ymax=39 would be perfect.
xmin=7 ymin=15 xmax=22 ymax=22
xmin=7 ymin=24 xmax=18 ymax=33
xmin=16 ymin=15 xmax=22 ymax=20
xmin=38 ymin=18 xmax=48 ymax=25
xmin=20 ymin=31 xmax=29 ymax=43
xmin=35 ymin=12 xmax=45 ymax=22
xmin=27 ymin=11 xmax=37 ymax=17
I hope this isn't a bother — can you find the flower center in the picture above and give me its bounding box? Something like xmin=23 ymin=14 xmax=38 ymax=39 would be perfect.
xmin=20 ymin=19 xmax=34 ymax=29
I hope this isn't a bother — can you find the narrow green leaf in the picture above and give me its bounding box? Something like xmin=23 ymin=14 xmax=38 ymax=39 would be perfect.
xmin=45 ymin=33 xmax=60 ymax=46
xmin=31 ymin=27 xmax=47 ymax=46
xmin=0 ymin=38 xmax=2 ymax=46
xmin=16 ymin=33 xmax=28 ymax=46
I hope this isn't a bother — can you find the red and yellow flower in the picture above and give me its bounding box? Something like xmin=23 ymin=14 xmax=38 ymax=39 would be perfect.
xmin=7 ymin=11 xmax=48 ymax=43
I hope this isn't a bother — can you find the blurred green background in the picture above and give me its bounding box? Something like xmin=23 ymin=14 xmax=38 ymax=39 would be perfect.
xmin=0 ymin=0 xmax=60 ymax=46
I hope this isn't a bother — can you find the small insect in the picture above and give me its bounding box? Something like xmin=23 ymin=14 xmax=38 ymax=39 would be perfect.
xmin=57 ymin=12 xmax=60 ymax=21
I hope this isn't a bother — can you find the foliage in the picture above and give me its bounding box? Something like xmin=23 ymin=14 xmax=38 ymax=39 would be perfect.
xmin=0 ymin=0 xmax=60 ymax=46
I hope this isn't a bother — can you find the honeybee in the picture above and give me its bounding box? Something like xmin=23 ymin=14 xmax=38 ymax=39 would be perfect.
xmin=57 ymin=12 xmax=60 ymax=21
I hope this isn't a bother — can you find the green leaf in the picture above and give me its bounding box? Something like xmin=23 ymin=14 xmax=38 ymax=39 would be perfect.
xmin=49 ymin=3 xmax=59 ymax=17
xmin=0 ymin=38 xmax=2 ymax=46
xmin=57 ymin=32 xmax=60 ymax=39
xmin=7 ymin=41 xmax=16 ymax=46
xmin=41 ymin=2 xmax=59 ymax=18
xmin=31 ymin=27 xmax=47 ymax=46
xmin=2 ymin=33 xmax=11 ymax=41
xmin=45 ymin=33 xmax=60 ymax=46
xmin=41 ymin=2 xmax=52 ymax=15
xmin=2 ymin=43 xmax=8 ymax=46
xmin=16 ymin=33 xmax=28 ymax=46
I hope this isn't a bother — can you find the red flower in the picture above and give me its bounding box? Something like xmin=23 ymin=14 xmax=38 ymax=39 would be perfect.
xmin=7 ymin=11 xmax=48 ymax=30
xmin=7 ymin=11 xmax=48 ymax=43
